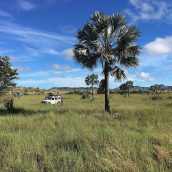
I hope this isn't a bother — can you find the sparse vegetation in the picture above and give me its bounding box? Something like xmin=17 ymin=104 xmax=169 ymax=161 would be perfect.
xmin=0 ymin=94 xmax=172 ymax=171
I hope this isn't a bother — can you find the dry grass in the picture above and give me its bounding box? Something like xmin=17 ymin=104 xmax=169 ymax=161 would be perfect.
xmin=0 ymin=94 xmax=172 ymax=171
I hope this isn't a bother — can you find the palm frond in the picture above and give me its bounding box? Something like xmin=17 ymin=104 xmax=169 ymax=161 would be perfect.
xmin=110 ymin=13 xmax=126 ymax=32
xmin=73 ymin=44 xmax=99 ymax=69
xmin=110 ymin=66 xmax=127 ymax=81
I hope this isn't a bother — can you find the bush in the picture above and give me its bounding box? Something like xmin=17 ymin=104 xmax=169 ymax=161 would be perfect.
xmin=151 ymin=96 xmax=162 ymax=100
xmin=167 ymin=96 xmax=172 ymax=99
xmin=81 ymin=92 xmax=90 ymax=99
xmin=4 ymin=99 xmax=14 ymax=112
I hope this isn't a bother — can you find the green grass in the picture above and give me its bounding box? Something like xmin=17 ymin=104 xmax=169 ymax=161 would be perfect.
xmin=0 ymin=94 xmax=172 ymax=171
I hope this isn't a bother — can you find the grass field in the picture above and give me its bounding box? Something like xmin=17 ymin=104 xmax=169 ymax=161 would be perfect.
xmin=0 ymin=94 xmax=172 ymax=172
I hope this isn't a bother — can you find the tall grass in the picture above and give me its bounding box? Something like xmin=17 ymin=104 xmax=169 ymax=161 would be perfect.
xmin=0 ymin=94 xmax=172 ymax=171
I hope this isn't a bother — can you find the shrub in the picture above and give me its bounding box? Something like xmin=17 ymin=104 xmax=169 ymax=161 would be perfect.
xmin=81 ymin=92 xmax=90 ymax=99
xmin=151 ymin=96 xmax=162 ymax=100
xmin=4 ymin=98 xmax=14 ymax=112
xmin=167 ymin=96 xmax=172 ymax=99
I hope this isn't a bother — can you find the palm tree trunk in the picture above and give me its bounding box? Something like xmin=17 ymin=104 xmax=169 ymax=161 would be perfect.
xmin=104 ymin=62 xmax=110 ymax=113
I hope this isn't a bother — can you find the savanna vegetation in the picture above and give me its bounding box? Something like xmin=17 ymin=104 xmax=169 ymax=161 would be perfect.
xmin=0 ymin=94 xmax=172 ymax=171
xmin=0 ymin=11 xmax=172 ymax=172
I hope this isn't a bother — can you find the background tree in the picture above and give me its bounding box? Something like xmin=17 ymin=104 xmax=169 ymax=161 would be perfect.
xmin=125 ymin=81 xmax=133 ymax=97
xmin=97 ymin=79 xmax=105 ymax=94
xmin=119 ymin=83 xmax=127 ymax=97
xmin=149 ymin=84 xmax=161 ymax=97
xmin=74 ymin=11 xmax=141 ymax=113
xmin=0 ymin=56 xmax=18 ymax=111
xmin=85 ymin=74 xmax=99 ymax=99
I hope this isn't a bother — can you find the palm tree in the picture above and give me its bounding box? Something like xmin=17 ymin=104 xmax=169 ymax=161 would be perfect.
xmin=74 ymin=11 xmax=141 ymax=113
xmin=125 ymin=80 xmax=133 ymax=97
xmin=85 ymin=74 xmax=99 ymax=99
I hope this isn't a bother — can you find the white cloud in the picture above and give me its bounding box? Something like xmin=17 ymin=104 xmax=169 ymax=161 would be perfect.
xmin=16 ymin=66 xmax=31 ymax=73
xmin=60 ymin=25 xmax=77 ymax=34
xmin=47 ymin=49 xmax=60 ymax=56
xmin=17 ymin=79 xmax=47 ymax=86
xmin=61 ymin=48 xmax=74 ymax=61
xmin=25 ymin=46 xmax=74 ymax=61
xmin=17 ymin=76 xmax=86 ymax=87
xmin=0 ymin=10 xmax=11 ymax=18
xmin=25 ymin=46 xmax=60 ymax=56
xmin=137 ymin=72 xmax=153 ymax=81
xmin=51 ymin=64 xmax=71 ymax=71
xmin=20 ymin=68 xmax=83 ymax=78
xmin=18 ymin=0 xmax=35 ymax=11
xmin=0 ymin=21 xmax=75 ymax=47
xmin=144 ymin=36 xmax=172 ymax=56
xmin=0 ymin=49 xmax=15 ymax=55
xmin=0 ymin=20 xmax=75 ymax=61
xmin=125 ymin=0 xmax=171 ymax=22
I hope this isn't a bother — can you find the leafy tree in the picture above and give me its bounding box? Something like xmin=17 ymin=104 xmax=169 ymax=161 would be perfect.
xmin=85 ymin=74 xmax=99 ymax=99
xmin=119 ymin=83 xmax=127 ymax=97
xmin=97 ymin=79 xmax=105 ymax=94
xmin=149 ymin=84 xmax=162 ymax=96
xmin=119 ymin=80 xmax=134 ymax=97
xmin=125 ymin=80 xmax=133 ymax=97
xmin=74 ymin=11 xmax=141 ymax=113
xmin=0 ymin=56 xmax=18 ymax=93
xmin=0 ymin=56 xmax=18 ymax=110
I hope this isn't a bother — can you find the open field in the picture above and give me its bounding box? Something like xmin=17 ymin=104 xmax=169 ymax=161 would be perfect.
xmin=0 ymin=94 xmax=172 ymax=172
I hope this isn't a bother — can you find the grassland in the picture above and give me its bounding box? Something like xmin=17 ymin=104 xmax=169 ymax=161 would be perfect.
xmin=0 ymin=94 xmax=172 ymax=172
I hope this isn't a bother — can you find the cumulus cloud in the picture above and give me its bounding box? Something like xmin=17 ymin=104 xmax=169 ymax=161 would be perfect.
xmin=137 ymin=72 xmax=153 ymax=81
xmin=18 ymin=0 xmax=35 ymax=11
xmin=125 ymin=0 xmax=171 ymax=22
xmin=144 ymin=36 xmax=172 ymax=56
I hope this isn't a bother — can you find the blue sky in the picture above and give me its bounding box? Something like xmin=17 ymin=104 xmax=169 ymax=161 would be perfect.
xmin=0 ymin=0 xmax=172 ymax=88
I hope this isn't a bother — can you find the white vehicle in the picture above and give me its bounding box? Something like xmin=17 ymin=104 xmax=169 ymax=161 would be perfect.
xmin=41 ymin=95 xmax=62 ymax=104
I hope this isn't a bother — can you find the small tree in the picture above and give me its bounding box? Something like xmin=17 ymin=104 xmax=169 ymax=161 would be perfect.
xmin=149 ymin=84 xmax=162 ymax=99
xmin=97 ymin=79 xmax=105 ymax=94
xmin=125 ymin=81 xmax=133 ymax=97
xmin=119 ymin=83 xmax=127 ymax=97
xmin=0 ymin=56 xmax=18 ymax=111
xmin=85 ymin=74 xmax=99 ymax=99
